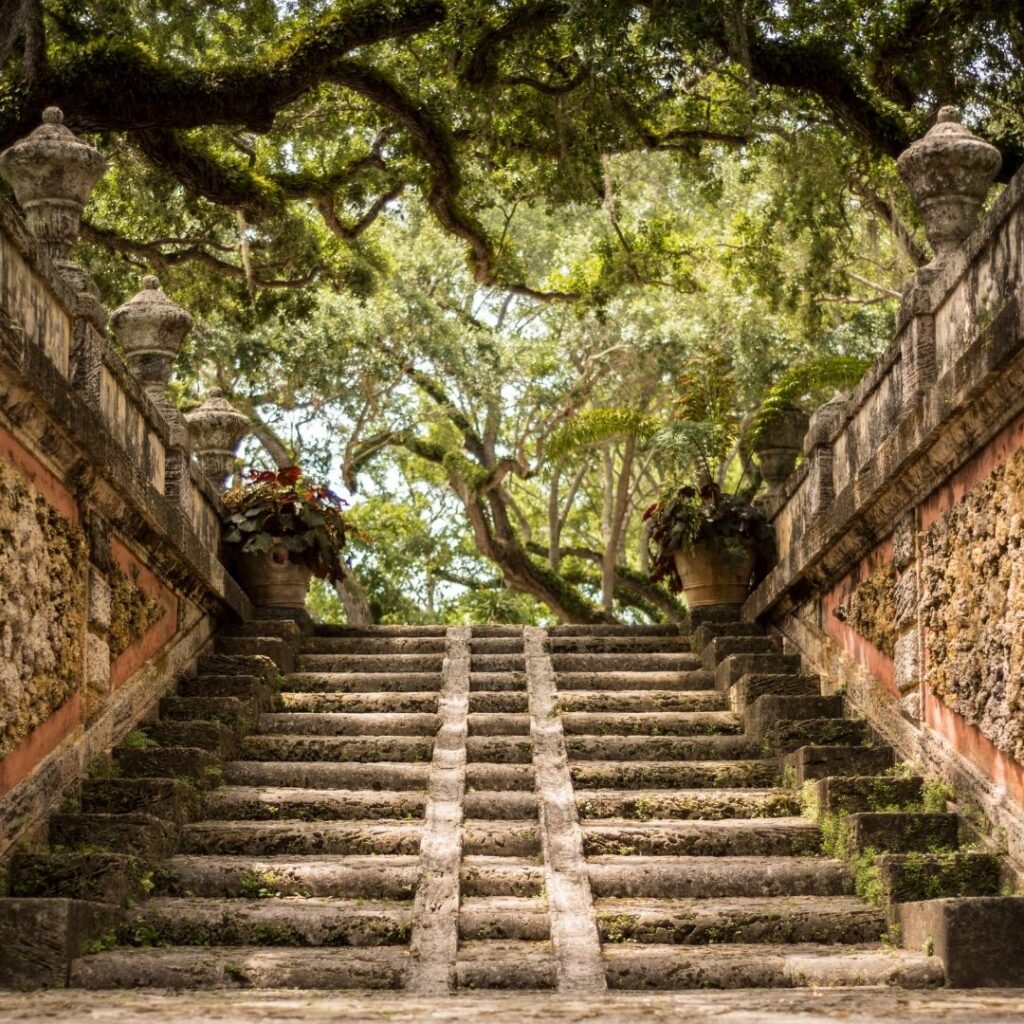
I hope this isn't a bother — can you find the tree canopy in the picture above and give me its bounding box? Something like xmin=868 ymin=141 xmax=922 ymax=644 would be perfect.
xmin=2 ymin=0 xmax=1019 ymax=623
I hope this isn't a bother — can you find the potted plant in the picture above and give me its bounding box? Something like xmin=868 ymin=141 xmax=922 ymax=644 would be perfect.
xmin=222 ymin=466 xmax=348 ymax=609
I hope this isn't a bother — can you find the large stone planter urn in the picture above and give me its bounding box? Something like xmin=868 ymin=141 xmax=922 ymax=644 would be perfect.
xmin=754 ymin=405 xmax=810 ymax=498
xmin=232 ymin=543 xmax=312 ymax=609
xmin=184 ymin=389 xmax=251 ymax=489
xmin=673 ymin=540 xmax=756 ymax=609
xmin=0 ymin=107 xmax=107 ymax=263
xmin=897 ymin=106 xmax=1001 ymax=262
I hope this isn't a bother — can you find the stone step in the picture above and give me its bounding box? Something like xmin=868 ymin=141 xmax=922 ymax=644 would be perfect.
xmin=255 ymin=712 xmax=440 ymax=737
xmin=469 ymin=654 xmax=527 ymax=672
xmin=178 ymin=674 xmax=275 ymax=711
xmin=202 ymin=786 xmax=426 ymax=821
xmin=575 ymin=788 xmax=800 ymax=821
xmin=464 ymin=790 xmax=537 ymax=820
xmin=459 ymin=896 xmax=550 ymax=941
xmin=49 ymin=812 xmax=178 ymax=859
xmin=547 ymin=636 xmax=692 ymax=654
xmin=876 ymin=851 xmax=1001 ymax=902
xmin=566 ymin=734 xmax=758 ymax=761
xmin=461 ymin=857 xmax=544 ymax=897
xmin=716 ymin=654 xmax=803 ymax=690
xmin=465 ymin=763 xmax=534 ymax=792
xmin=276 ymin=691 xmax=440 ymax=714
xmin=693 ymin=622 xmax=763 ymax=651
xmin=196 ymin=654 xmax=278 ymax=684
xmin=602 ymin=943 xmax=943 ymax=989
xmin=71 ymin=946 xmax=408 ymax=990
xmin=112 ymin=746 xmax=223 ymax=788
xmin=159 ymin=695 xmax=259 ymax=733
xmin=743 ymin=695 xmax=843 ymax=737
xmin=157 ymin=854 xmax=418 ymax=899
xmin=467 ymin=638 xmax=524 ymax=654
xmin=555 ymin=671 xmax=714 ymax=692
xmin=784 ymin=744 xmax=894 ymax=785
xmin=594 ymin=896 xmax=884 ymax=944
xmin=456 ymin=940 xmax=555 ymax=989
xmin=701 ymin=635 xmax=780 ymax=671
xmin=121 ymin=896 xmax=411 ymax=947
xmin=468 ymin=691 xmax=529 ymax=713
xmin=731 ymin=674 xmax=820 ymax=711
xmin=569 ymin=759 xmax=779 ymax=790
xmin=548 ymin=624 xmax=680 ymax=636
xmin=240 ymin=735 xmax=434 ymax=764
xmin=559 ymin=711 xmax=740 ymax=737
xmin=302 ymin=636 xmax=446 ymax=655
xmin=470 ymin=626 xmax=526 ymax=638
xmin=80 ymin=778 xmax=202 ymax=824
xmin=140 ymin=721 xmax=238 ymax=758
xmin=180 ymin=820 xmax=421 ymax=856
xmin=587 ymin=855 xmax=850 ymax=898
xmin=466 ymin=736 xmax=533 ymax=764
xmin=223 ymin=761 xmax=430 ymax=792
xmin=552 ymin=653 xmax=702 ymax=673
xmin=469 ymin=672 xmax=528 ymax=693
xmin=214 ymin=635 xmax=294 ymax=673
xmin=315 ymin=624 xmax=447 ymax=637
xmin=221 ymin=620 xmax=302 ymax=643
xmin=462 ymin=820 xmax=541 ymax=857
xmin=581 ymin=818 xmax=823 ymax=858
xmin=555 ymin=690 xmax=726 ymax=714
xmin=762 ymin=717 xmax=868 ymax=754
xmin=297 ymin=654 xmax=445 ymax=674
xmin=813 ymin=775 xmax=924 ymax=815
xmin=467 ymin=713 xmax=531 ymax=737
xmin=848 ymin=812 xmax=960 ymax=854
xmin=281 ymin=672 xmax=442 ymax=694
xmin=9 ymin=851 xmax=148 ymax=904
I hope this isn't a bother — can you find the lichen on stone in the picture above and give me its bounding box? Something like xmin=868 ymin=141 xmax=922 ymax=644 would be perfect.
xmin=834 ymin=562 xmax=899 ymax=658
xmin=108 ymin=564 xmax=164 ymax=660
xmin=920 ymin=447 xmax=1024 ymax=763
xmin=0 ymin=458 xmax=87 ymax=759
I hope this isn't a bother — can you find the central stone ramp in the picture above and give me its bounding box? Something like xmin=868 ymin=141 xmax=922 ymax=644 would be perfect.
xmin=67 ymin=621 xmax=942 ymax=992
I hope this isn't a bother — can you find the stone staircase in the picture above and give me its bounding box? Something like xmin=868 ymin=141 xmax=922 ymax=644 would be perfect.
xmin=4 ymin=617 xmax=1013 ymax=991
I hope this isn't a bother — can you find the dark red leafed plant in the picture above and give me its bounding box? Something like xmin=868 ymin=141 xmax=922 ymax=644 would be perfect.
xmin=222 ymin=466 xmax=348 ymax=583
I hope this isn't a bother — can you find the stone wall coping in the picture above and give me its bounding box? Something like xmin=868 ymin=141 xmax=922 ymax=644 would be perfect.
xmin=0 ymin=197 xmax=80 ymax=314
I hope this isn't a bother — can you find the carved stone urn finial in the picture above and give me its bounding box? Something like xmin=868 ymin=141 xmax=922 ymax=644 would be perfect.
xmin=109 ymin=275 xmax=193 ymax=389
xmin=184 ymin=388 xmax=251 ymax=489
xmin=0 ymin=107 xmax=107 ymax=262
xmin=896 ymin=106 xmax=1002 ymax=262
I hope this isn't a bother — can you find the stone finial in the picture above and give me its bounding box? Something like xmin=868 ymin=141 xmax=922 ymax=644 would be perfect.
xmin=184 ymin=388 xmax=251 ymax=489
xmin=0 ymin=107 xmax=107 ymax=262
xmin=109 ymin=275 xmax=193 ymax=388
xmin=753 ymin=404 xmax=810 ymax=498
xmin=897 ymin=106 xmax=1002 ymax=262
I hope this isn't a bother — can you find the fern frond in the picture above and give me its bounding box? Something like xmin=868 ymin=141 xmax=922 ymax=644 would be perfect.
xmin=645 ymin=420 xmax=736 ymax=476
xmin=546 ymin=408 xmax=658 ymax=462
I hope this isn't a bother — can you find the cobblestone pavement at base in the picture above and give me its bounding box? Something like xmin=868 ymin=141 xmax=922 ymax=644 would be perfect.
xmin=1 ymin=989 xmax=1023 ymax=1023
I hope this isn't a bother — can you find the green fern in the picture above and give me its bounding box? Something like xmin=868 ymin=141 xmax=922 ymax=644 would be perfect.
xmin=546 ymin=408 xmax=658 ymax=462
xmin=749 ymin=356 xmax=869 ymax=444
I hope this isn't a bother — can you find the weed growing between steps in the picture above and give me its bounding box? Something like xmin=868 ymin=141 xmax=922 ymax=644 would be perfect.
xmin=120 ymin=730 xmax=158 ymax=750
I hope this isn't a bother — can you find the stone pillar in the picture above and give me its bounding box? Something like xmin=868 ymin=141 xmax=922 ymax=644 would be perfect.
xmin=802 ymin=396 xmax=845 ymax=516
xmin=184 ymin=389 xmax=251 ymax=490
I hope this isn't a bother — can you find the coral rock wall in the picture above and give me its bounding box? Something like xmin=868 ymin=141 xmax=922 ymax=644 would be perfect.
xmin=921 ymin=445 xmax=1024 ymax=763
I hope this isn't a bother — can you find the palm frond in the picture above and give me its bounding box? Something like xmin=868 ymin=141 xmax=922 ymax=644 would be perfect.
xmin=546 ymin=408 xmax=658 ymax=462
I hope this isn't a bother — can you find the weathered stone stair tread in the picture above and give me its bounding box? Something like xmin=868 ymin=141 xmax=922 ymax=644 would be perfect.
xmin=298 ymin=654 xmax=446 ymax=673
xmin=593 ymin=896 xmax=883 ymax=944
xmin=463 ymin=820 xmax=541 ymax=856
xmin=547 ymin=637 xmax=691 ymax=653
xmin=575 ymin=788 xmax=800 ymax=820
xmin=314 ymin=624 xmax=447 ymax=637
xmin=468 ymin=692 xmax=529 ymax=713
xmin=469 ymin=672 xmax=528 ymax=692
xmin=552 ymin=653 xmax=702 ymax=672
xmin=556 ymin=671 xmax=714 ymax=692
xmin=123 ymin=896 xmax=411 ymax=946
xmin=549 ymin=624 xmax=680 ymax=636
xmin=456 ymin=940 xmax=556 ymax=989
xmin=559 ymin=711 xmax=740 ymax=736
xmin=276 ymin=691 xmax=440 ymax=713
xmin=223 ymin=761 xmax=430 ymax=791
xmin=459 ymin=896 xmax=550 ymax=940
xmin=302 ymin=637 xmax=447 ymax=654
xmin=569 ymin=759 xmax=779 ymax=789
xmin=70 ymin=946 xmax=408 ymax=989
xmin=587 ymin=856 xmax=851 ymax=897
xmin=467 ymin=713 xmax=531 ymax=736
xmin=159 ymin=854 xmax=418 ymax=898
xmin=464 ymin=790 xmax=538 ymax=819
xmin=181 ymin=820 xmax=421 ymax=856
xmin=466 ymin=736 xmax=533 ymax=763
xmin=460 ymin=857 xmax=545 ymax=897
xmin=203 ymin=786 xmax=426 ymax=821
xmin=581 ymin=818 xmax=823 ymax=858
xmin=601 ymin=943 xmax=943 ymax=989
xmin=469 ymin=655 xmax=526 ymax=671
xmin=256 ymin=712 xmax=440 ymax=736
xmin=464 ymin=763 xmax=534 ymax=790
xmin=556 ymin=690 xmax=725 ymax=713
xmin=240 ymin=735 xmax=434 ymax=763
xmin=566 ymin=734 xmax=757 ymax=761
xmin=281 ymin=672 xmax=442 ymax=693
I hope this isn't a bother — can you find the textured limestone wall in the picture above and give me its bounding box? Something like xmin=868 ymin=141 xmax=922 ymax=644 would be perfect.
xmin=108 ymin=564 xmax=165 ymax=660
xmin=921 ymin=445 xmax=1024 ymax=762
xmin=0 ymin=458 xmax=87 ymax=759
xmin=834 ymin=563 xmax=899 ymax=659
